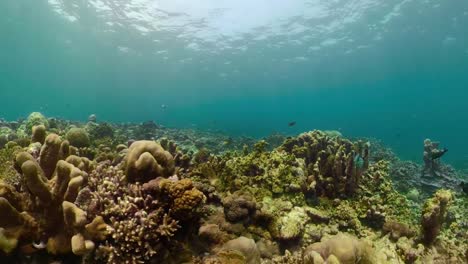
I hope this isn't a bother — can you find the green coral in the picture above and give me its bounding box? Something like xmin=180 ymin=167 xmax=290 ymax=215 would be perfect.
xmin=19 ymin=112 xmax=49 ymax=136
xmin=66 ymin=127 xmax=90 ymax=148
xmin=280 ymin=130 xmax=369 ymax=198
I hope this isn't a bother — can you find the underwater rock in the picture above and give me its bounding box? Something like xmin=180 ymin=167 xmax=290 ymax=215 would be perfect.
xmin=124 ymin=140 xmax=175 ymax=183
xmin=66 ymin=128 xmax=90 ymax=148
xmin=421 ymin=189 xmax=453 ymax=245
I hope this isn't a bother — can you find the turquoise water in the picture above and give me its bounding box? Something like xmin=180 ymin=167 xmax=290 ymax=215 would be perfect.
xmin=1 ymin=0 xmax=468 ymax=166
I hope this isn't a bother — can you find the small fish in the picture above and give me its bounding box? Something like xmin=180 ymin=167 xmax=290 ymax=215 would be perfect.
xmin=288 ymin=121 xmax=296 ymax=127
xmin=161 ymin=104 xmax=167 ymax=110
xmin=431 ymin=148 xmax=448 ymax=160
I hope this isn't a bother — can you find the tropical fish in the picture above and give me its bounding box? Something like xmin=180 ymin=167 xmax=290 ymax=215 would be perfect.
xmin=288 ymin=121 xmax=296 ymax=127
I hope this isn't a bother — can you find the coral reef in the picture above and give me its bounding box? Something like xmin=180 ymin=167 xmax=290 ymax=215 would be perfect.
xmin=280 ymin=130 xmax=369 ymax=198
xmin=66 ymin=128 xmax=91 ymax=148
xmin=0 ymin=113 xmax=466 ymax=263
xmin=421 ymin=189 xmax=453 ymax=245
xmin=79 ymin=162 xmax=205 ymax=263
xmin=421 ymin=139 xmax=460 ymax=194
xmin=124 ymin=140 xmax=175 ymax=183
xmin=303 ymin=233 xmax=375 ymax=264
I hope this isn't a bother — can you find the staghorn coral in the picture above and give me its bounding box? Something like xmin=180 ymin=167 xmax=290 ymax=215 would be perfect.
xmin=421 ymin=189 xmax=453 ymax=245
xmin=124 ymin=140 xmax=175 ymax=183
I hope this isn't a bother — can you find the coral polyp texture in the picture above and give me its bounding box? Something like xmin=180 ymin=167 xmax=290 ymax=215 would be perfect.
xmin=0 ymin=113 xmax=466 ymax=263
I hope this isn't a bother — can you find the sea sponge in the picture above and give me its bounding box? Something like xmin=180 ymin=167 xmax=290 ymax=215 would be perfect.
xmin=124 ymin=140 xmax=175 ymax=183
xmin=421 ymin=189 xmax=453 ymax=245
xmin=31 ymin=125 xmax=46 ymax=144
xmin=66 ymin=128 xmax=90 ymax=148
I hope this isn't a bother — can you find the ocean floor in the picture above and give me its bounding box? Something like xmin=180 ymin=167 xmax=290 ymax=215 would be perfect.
xmin=0 ymin=112 xmax=467 ymax=263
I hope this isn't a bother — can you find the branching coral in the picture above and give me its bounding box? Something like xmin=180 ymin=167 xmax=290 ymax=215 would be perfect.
xmin=280 ymin=130 xmax=369 ymax=198
xmin=82 ymin=162 xmax=205 ymax=263
xmin=0 ymin=148 xmax=108 ymax=256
